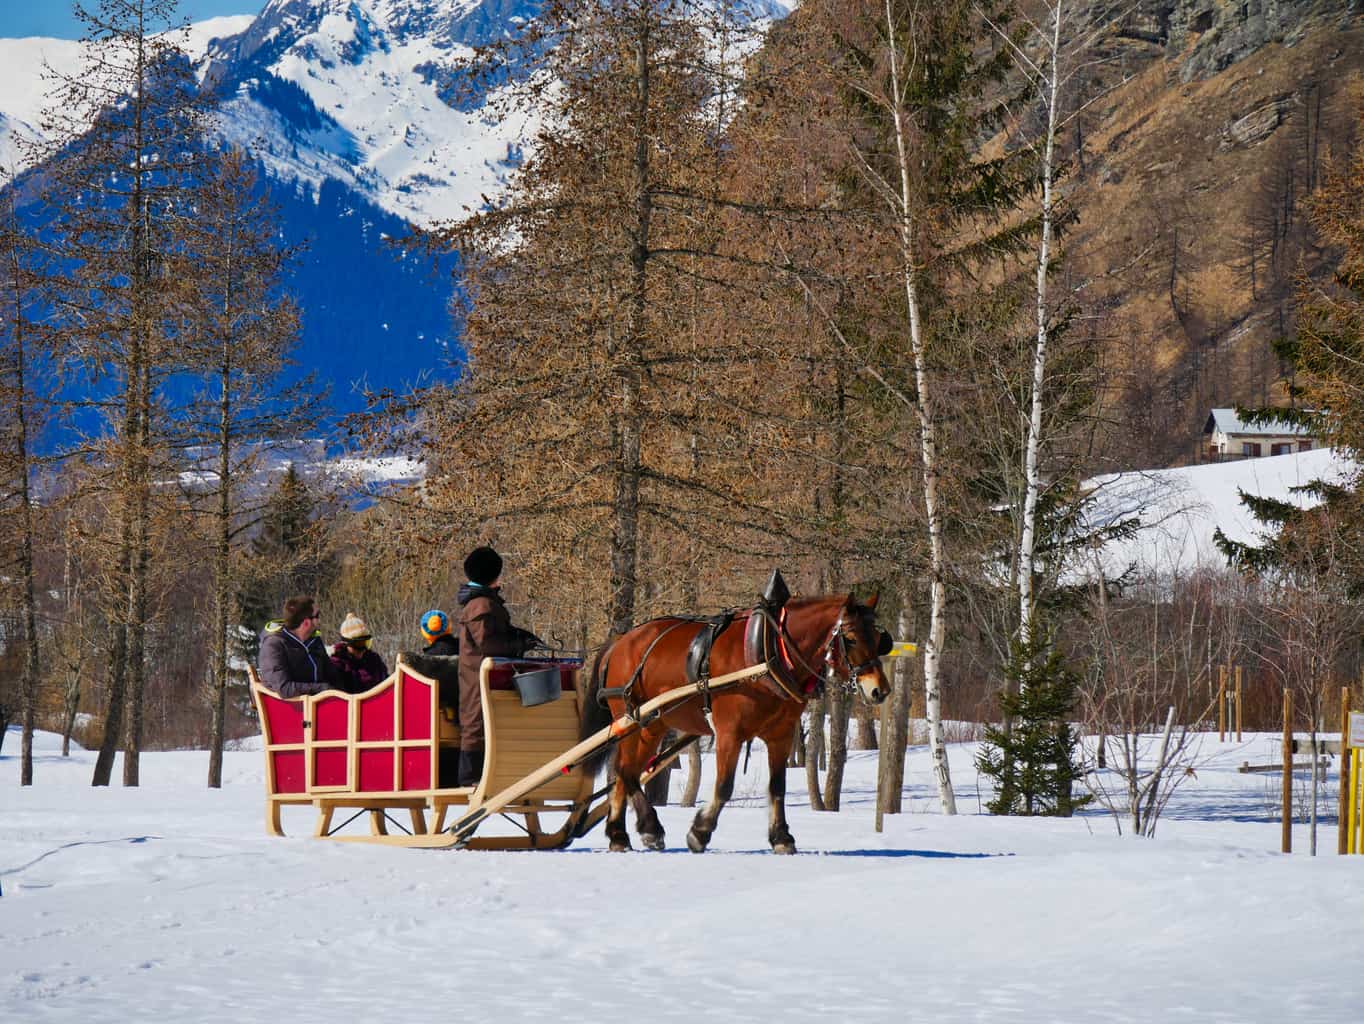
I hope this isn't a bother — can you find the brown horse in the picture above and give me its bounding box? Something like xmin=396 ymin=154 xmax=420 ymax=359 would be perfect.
xmin=579 ymin=583 xmax=892 ymax=854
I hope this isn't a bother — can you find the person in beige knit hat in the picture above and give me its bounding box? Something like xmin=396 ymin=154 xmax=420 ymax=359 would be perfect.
xmin=329 ymin=611 xmax=390 ymax=694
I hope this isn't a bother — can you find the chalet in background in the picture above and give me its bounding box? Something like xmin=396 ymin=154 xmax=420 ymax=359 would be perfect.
xmin=1202 ymin=408 xmax=1316 ymax=461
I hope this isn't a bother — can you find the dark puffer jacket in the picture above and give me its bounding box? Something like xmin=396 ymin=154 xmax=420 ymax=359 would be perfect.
xmin=258 ymin=623 xmax=339 ymax=698
xmin=422 ymin=634 xmax=459 ymax=657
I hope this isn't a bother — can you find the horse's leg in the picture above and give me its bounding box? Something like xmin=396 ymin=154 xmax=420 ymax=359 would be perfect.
xmin=764 ymin=721 xmax=797 ymax=855
xmin=687 ymin=729 xmax=741 ymax=854
xmin=606 ymin=729 xmax=666 ymax=852
xmin=604 ymin=747 xmax=632 ymax=852
xmin=627 ymin=722 xmax=669 ymax=851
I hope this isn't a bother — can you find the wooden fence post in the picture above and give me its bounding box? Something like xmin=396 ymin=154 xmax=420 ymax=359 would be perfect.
xmin=1282 ymin=688 xmax=1294 ymax=854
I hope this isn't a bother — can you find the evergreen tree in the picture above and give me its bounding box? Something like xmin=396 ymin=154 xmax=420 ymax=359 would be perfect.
xmin=1283 ymin=110 xmax=1364 ymax=464
xmin=239 ymin=463 xmax=333 ymax=646
xmin=976 ymin=626 xmax=1089 ymax=816
xmin=418 ymin=0 xmax=779 ymax=638
xmin=1216 ymin=112 xmax=1364 ymax=590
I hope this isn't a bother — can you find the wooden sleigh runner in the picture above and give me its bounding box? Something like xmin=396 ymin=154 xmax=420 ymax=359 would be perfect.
xmin=249 ymin=653 xmax=771 ymax=850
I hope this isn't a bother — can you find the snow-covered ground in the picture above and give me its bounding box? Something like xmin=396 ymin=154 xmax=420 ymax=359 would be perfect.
xmin=4 ymin=725 xmax=1360 ymax=1022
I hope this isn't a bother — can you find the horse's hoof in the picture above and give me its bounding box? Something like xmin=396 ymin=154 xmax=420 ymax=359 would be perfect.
xmin=641 ymin=833 xmax=666 ymax=851
xmin=608 ymin=840 xmax=632 ymax=852
xmin=772 ymin=842 xmax=797 ymax=856
xmin=686 ymin=830 xmax=707 ymax=854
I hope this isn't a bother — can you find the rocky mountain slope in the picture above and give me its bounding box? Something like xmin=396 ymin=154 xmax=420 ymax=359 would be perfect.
xmin=1058 ymin=0 xmax=1364 ymax=466
xmin=201 ymin=0 xmax=534 ymax=223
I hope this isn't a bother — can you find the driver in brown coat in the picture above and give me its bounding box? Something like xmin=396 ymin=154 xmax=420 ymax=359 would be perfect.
xmin=456 ymin=546 xmax=540 ymax=785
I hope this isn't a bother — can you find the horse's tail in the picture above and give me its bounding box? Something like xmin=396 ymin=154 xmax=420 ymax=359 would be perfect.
xmin=577 ymin=641 xmax=616 ymax=778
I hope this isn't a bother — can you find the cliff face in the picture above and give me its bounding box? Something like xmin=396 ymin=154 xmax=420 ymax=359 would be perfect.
xmin=1053 ymin=0 xmax=1364 ymax=467
xmin=1163 ymin=0 xmax=1358 ymax=79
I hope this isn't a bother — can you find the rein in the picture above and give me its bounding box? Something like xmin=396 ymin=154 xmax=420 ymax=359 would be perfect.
xmin=754 ymin=604 xmax=857 ymax=701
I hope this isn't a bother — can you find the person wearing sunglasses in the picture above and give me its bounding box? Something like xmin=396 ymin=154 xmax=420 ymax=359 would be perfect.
xmin=258 ymin=596 xmax=339 ymax=698
xmin=329 ymin=612 xmax=390 ymax=694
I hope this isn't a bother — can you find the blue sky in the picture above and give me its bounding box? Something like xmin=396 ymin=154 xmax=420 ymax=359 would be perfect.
xmin=0 ymin=2 xmax=258 ymax=39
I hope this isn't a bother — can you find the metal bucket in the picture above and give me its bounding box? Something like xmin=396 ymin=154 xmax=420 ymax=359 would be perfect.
xmin=513 ymin=667 xmax=562 ymax=707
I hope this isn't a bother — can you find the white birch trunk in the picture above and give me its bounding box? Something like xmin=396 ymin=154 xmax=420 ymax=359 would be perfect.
xmin=885 ymin=0 xmax=955 ymax=814
xmin=1018 ymin=1 xmax=1063 ymax=645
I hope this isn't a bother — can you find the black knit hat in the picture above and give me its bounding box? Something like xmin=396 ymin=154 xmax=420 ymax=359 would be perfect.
xmin=464 ymin=545 xmax=503 ymax=586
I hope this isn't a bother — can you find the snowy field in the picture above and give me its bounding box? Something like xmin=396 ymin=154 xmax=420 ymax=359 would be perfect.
xmin=4 ymin=726 xmax=1361 ymax=1023
xmin=1087 ymin=447 xmax=1358 ymax=575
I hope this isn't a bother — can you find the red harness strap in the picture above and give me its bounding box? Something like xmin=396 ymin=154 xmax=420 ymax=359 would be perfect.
xmin=776 ymin=607 xmax=823 ymax=696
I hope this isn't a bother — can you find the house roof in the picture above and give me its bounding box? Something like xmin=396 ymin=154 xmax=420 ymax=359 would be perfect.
xmin=1203 ymin=408 xmax=1312 ymax=437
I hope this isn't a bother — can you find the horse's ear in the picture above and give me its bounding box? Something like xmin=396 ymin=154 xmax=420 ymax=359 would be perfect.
xmin=865 ymin=591 xmax=880 ymax=610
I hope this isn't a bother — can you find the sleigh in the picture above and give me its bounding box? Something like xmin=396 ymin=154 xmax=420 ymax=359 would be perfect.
xmin=249 ymin=653 xmax=771 ymax=849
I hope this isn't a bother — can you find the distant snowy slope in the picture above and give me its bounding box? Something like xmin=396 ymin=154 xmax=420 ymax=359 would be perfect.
xmin=0 ymin=1 xmax=797 ymax=222
xmin=0 ymin=2 xmax=797 ymax=415
xmin=204 ymin=0 xmax=531 ymax=222
xmin=0 ymin=17 xmax=255 ymax=170
xmin=0 ymin=35 xmax=82 ymax=163
xmin=1086 ymin=447 xmax=1359 ymax=576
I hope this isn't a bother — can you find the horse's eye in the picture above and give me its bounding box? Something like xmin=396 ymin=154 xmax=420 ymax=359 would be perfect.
xmin=876 ymin=631 xmax=893 ymax=657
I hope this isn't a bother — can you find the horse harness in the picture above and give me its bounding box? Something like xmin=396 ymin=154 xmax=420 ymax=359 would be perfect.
xmin=597 ymin=571 xmax=886 ymax=729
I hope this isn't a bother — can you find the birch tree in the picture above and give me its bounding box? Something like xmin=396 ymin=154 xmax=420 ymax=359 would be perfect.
xmin=984 ymin=0 xmax=1122 ymax=646
xmin=806 ymin=0 xmax=1034 ymax=813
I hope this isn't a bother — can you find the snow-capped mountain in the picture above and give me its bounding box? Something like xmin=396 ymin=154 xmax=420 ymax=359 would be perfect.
xmin=0 ymin=1 xmax=793 ymax=418
xmin=203 ymin=0 xmax=537 ymax=224
xmin=0 ymin=16 xmax=256 ymax=172
xmin=0 ymin=4 xmax=525 ymax=223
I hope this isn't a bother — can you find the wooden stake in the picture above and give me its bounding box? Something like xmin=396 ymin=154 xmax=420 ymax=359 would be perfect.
xmin=1235 ymin=666 xmax=1243 ymax=742
xmin=1339 ymin=687 xmax=1350 ymax=856
xmin=875 ymin=687 xmax=892 ymax=832
xmin=1218 ymin=667 xmax=1227 ymax=742
xmin=1282 ymin=688 xmax=1293 ymax=854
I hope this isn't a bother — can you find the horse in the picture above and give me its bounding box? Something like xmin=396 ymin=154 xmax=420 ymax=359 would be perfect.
xmin=579 ymin=576 xmax=892 ymax=854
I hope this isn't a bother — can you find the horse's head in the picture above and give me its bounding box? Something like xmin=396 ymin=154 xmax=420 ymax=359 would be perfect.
xmin=830 ymin=592 xmax=892 ymax=705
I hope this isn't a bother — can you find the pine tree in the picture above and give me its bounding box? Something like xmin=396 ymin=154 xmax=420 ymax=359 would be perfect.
xmin=1216 ymin=112 xmax=1364 ymax=589
xmin=976 ymin=626 xmax=1089 ymax=816
xmin=239 ymin=463 xmax=333 ymax=646
xmin=1280 ymin=110 xmax=1364 ymax=464
xmin=417 ymin=0 xmax=782 ymax=637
